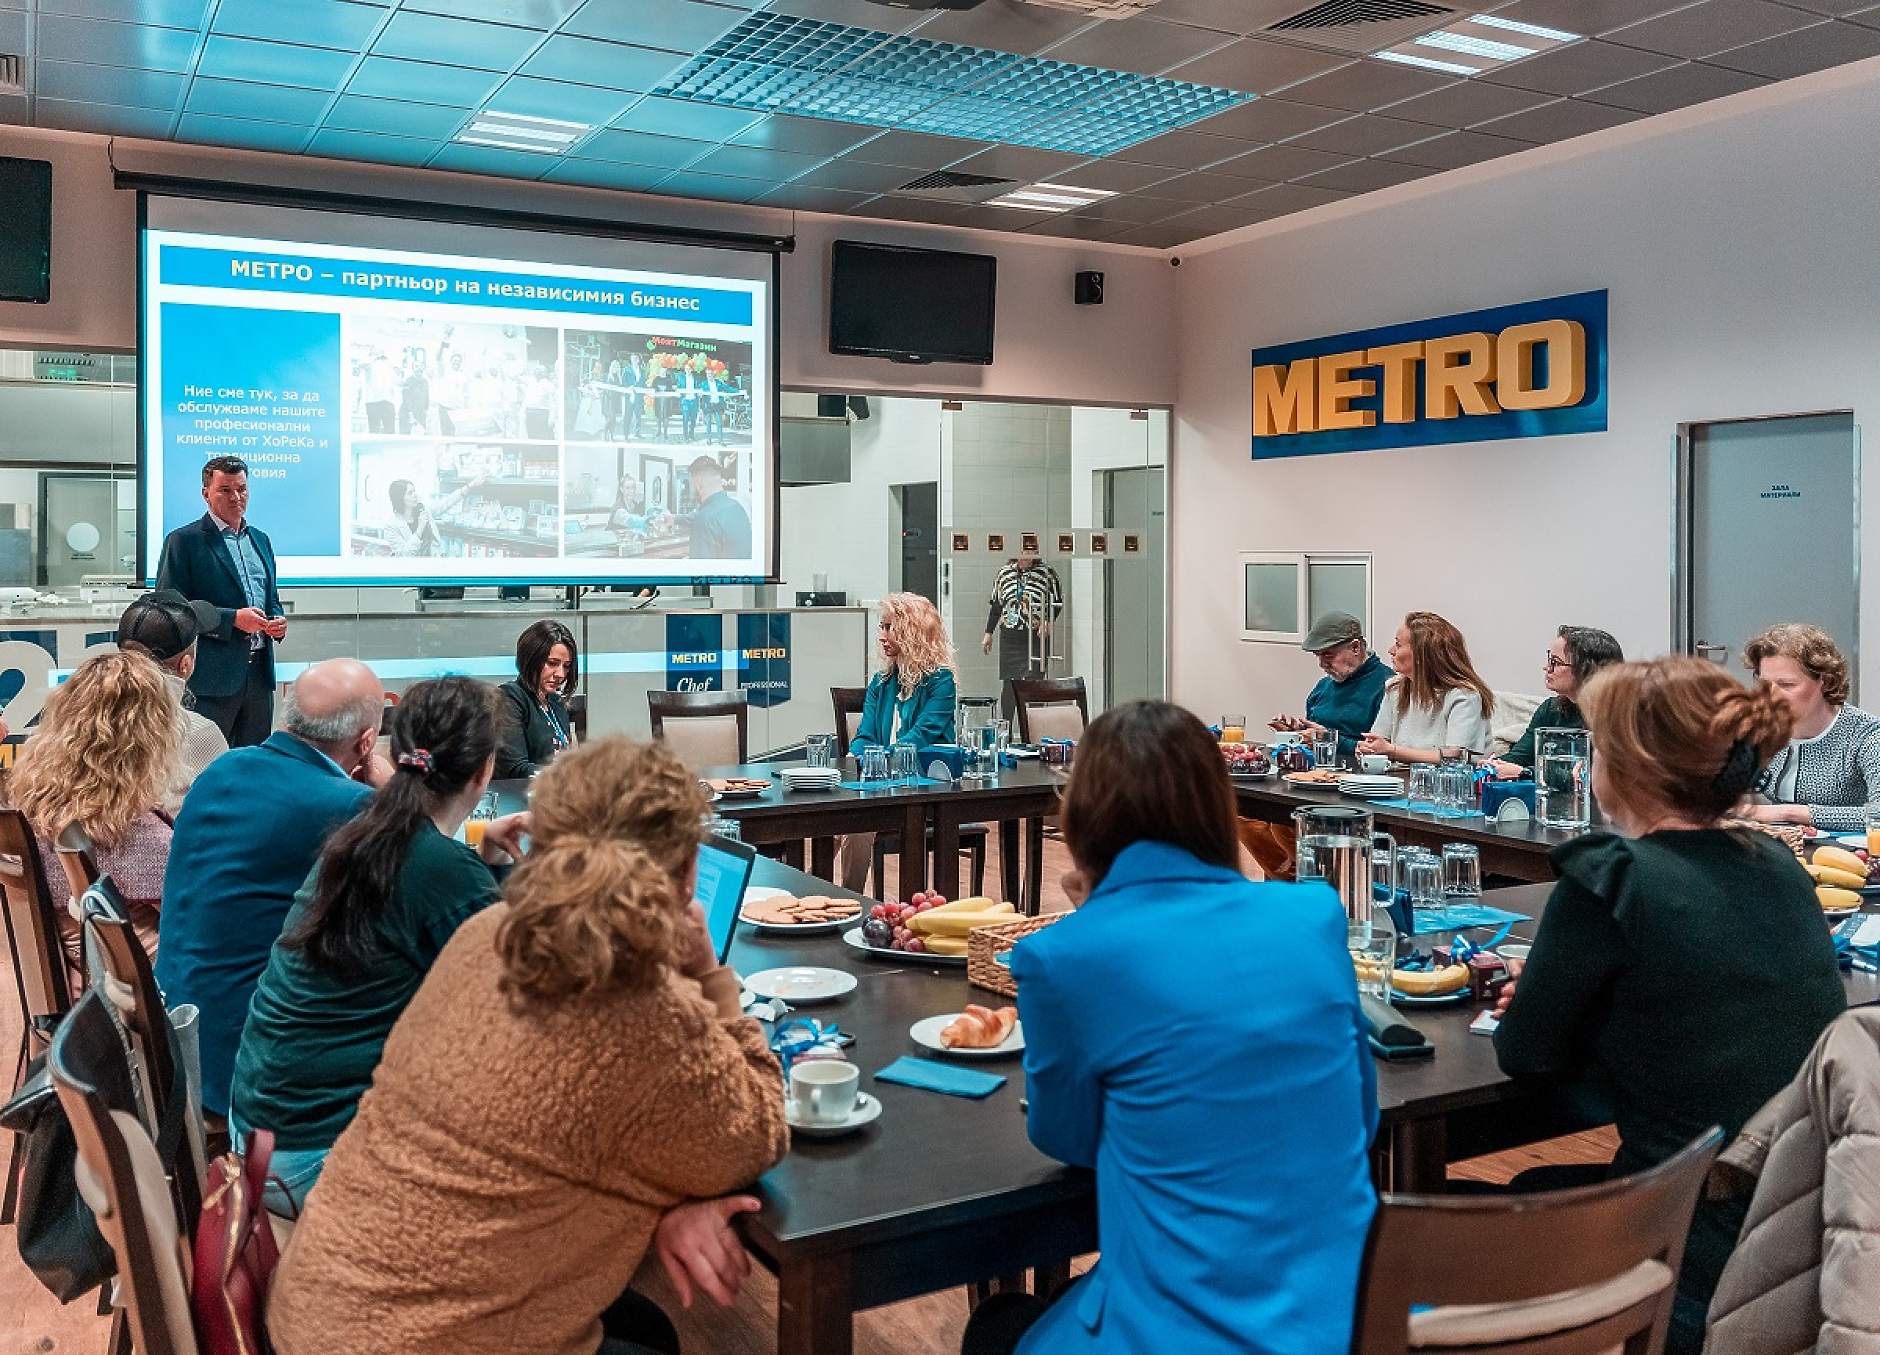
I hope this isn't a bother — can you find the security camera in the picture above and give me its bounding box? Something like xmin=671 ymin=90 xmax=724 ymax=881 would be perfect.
xmin=1169 ymin=256 xmax=1182 ymax=267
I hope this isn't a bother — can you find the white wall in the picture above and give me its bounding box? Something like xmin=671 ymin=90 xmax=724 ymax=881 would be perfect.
xmin=1170 ymin=56 xmax=1880 ymax=728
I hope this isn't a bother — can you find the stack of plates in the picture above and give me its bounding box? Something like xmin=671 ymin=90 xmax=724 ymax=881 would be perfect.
xmin=781 ymin=766 xmax=841 ymax=791
xmin=1337 ymin=773 xmax=1404 ymax=799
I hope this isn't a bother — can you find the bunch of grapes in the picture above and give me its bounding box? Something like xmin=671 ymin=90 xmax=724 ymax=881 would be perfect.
xmin=859 ymin=890 xmax=949 ymax=952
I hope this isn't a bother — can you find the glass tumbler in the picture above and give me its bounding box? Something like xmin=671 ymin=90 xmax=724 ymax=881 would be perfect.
xmin=805 ymin=733 xmax=836 ymax=769
xmin=860 ymin=745 xmax=890 ymax=785
xmin=1442 ymin=843 xmax=1482 ymax=897
xmin=1402 ymin=850 xmax=1444 ymax=912
xmin=889 ymin=744 xmax=919 ymax=785
xmin=1407 ymin=764 xmax=1438 ymax=809
xmin=1313 ymin=728 xmax=1340 ymax=770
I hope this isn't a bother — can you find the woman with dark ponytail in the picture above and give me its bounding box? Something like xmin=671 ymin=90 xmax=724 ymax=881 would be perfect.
xmin=229 ymin=676 xmax=526 ymax=1207
xmin=1494 ymin=655 xmax=1845 ymax=1354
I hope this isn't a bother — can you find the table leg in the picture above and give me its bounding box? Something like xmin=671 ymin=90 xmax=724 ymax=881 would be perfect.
xmin=778 ymin=1253 xmax=854 ymax=1355
xmin=778 ymin=839 xmax=805 ymax=869
xmin=931 ymin=810 xmax=962 ymax=900
xmin=810 ymin=835 xmax=836 ymax=881
xmin=1024 ymin=818 xmax=1045 ymax=914
xmin=1387 ymin=1119 xmax=1449 ymax=1193
xmin=898 ymin=805 xmax=929 ymax=899
xmin=1000 ymin=820 xmax=1022 ymax=907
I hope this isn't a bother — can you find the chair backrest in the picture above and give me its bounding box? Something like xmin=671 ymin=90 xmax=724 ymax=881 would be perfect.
xmin=1010 ymin=676 xmax=1089 ymax=744
xmin=1351 ymin=1129 xmax=1724 ymax=1355
xmin=0 ymin=807 xmax=74 ymax=1052
xmin=566 ymin=692 xmax=590 ymax=743
xmin=50 ymin=991 xmax=201 ymax=1355
xmin=831 ymin=686 xmax=867 ymax=752
xmin=82 ymin=876 xmax=205 ymax=1238
xmin=378 ymin=690 xmax=400 ymax=736
xmin=647 ymin=690 xmax=748 ymax=769
xmin=52 ymin=820 xmax=101 ymax=913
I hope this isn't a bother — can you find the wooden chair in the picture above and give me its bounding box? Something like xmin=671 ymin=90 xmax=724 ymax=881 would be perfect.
xmin=831 ymin=686 xmax=867 ymax=753
xmin=379 ymin=689 xmax=400 ymax=736
xmin=1351 ymin=1128 xmax=1724 ymax=1355
xmin=647 ymin=690 xmax=749 ymax=770
xmin=49 ymin=990 xmax=202 ymax=1355
xmin=566 ymin=691 xmax=589 ymax=743
xmin=0 ymin=807 xmax=75 ymax=1224
xmin=1008 ymin=676 xmax=1090 ymax=745
xmin=51 ymin=820 xmax=101 ymax=912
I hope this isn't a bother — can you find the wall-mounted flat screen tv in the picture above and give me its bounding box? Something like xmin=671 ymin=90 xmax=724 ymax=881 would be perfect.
xmin=0 ymin=158 xmax=53 ymax=305
xmin=828 ymin=240 xmax=996 ymax=366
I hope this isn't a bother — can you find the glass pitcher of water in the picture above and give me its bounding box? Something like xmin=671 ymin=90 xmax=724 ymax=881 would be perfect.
xmin=1535 ymin=728 xmax=1592 ymax=828
xmin=956 ymin=696 xmax=997 ymax=778
xmin=1294 ymin=805 xmax=1379 ymax=926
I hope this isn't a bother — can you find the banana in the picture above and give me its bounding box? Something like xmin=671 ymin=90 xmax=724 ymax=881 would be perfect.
xmin=926 ymin=896 xmax=997 ymax=915
xmin=908 ymin=907 xmax=1018 ymax=937
xmin=919 ymin=935 xmax=969 ymax=956
xmin=1806 ymin=863 xmax=1869 ymax=890
xmin=1814 ymin=846 xmax=1869 ymax=877
xmin=1817 ymin=885 xmax=1863 ymax=911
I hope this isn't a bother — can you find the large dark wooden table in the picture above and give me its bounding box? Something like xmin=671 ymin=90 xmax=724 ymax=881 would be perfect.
xmin=1235 ymin=774 xmax=1595 ymax=882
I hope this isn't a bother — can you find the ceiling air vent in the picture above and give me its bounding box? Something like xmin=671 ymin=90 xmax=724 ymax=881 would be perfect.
xmin=0 ymin=54 xmax=24 ymax=94
xmin=1267 ymin=0 xmax=1455 ymax=55
xmin=895 ymin=170 xmax=1020 ymax=203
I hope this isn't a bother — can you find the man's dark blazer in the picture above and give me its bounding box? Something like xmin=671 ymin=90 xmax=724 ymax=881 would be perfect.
xmin=155 ymin=512 xmax=281 ymax=699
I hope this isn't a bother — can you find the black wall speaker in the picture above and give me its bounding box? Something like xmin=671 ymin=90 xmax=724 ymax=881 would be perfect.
xmin=1073 ymin=270 xmax=1103 ymax=306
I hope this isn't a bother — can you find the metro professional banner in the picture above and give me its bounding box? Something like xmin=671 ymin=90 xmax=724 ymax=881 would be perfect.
xmin=737 ymin=611 xmax=791 ymax=709
xmin=1249 ymin=290 xmax=1607 ymax=460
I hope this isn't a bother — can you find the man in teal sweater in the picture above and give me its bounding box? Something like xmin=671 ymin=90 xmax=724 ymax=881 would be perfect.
xmin=1273 ymin=613 xmax=1390 ymax=760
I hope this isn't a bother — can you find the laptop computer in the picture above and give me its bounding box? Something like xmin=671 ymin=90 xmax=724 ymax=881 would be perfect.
xmin=695 ymin=833 xmax=757 ymax=964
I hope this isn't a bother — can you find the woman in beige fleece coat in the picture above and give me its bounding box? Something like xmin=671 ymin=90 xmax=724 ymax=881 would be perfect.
xmin=268 ymin=737 xmax=790 ymax=1355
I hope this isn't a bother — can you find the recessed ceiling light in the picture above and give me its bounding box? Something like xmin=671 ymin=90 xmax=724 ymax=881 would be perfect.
xmin=1416 ymin=31 xmax=1536 ymax=62
xmin=454 ymin=109 xmax=590 ymax=154
xmin=1375 ymin=50 xmax=1483 ymax=75
xmin=1469 ymin=14 xmax=1581 ymax=43
xmin=983 ymin=182 xmax=1117 ymax=212
xmin=1377 ymin=13 xmax=1578 ymax=77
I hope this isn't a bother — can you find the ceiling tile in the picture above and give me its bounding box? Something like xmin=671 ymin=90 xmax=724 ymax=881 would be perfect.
xmin=609 ymin=95 xmax=761 ymax=140
xmin=425 ymin=141 xmax=558 ymax=179
xmin=1150 ymin=202 xmax=1268 ymax=237
xmin=405 ymin=0 xmax=581 ymax=25
xmin=686 ymin=143 xmax=828 ymax=180
xmin=763 ymin=0 xmax=928 ymax=34
xmin=1038 ymin=17 xmax=1235 ymax=77
xmin=34 ymin=58 xmax=187 ymax=111
xmin=1101 ymin=128 xmax=1245 ymax=169
xmin=846 ymin=129 xmax=994 ymax=168
xmin=1209 ymin=140 xmax=1345 ymax=181
xmin=1477 ymin=96 xmax=1645 ymax=142
xmin=1223 ymin=179 xmax=1355 ymax=215
xmin=1606 ymin=0 xmax=1821 ymax=59
xmin=1486 ymin=0 xmax=1697 ymax=36
xmin=1296 ymin=156 xmax=1436 ymax=193
xmin=539 ymin=157 xmax=676 ymax=191
xmin=943 ymin=144 xmax=1091 ymax=179
xmin=1378 ymin=128 xmax=1538 ymax=170
xmin=1159 ymin=36 xmax=1350 ymax=95
xmin=571 ymin=127 xmax=714 ymax=168
xmin=1016 ymin=214 xmax=1136 ymax=240
xmin=42 ymin=0 xmax=212 ymax=25
xmin=1709 ymin=18 xmax=1880 ymax=77
xmin=324 ymin=94 xmax=469 ymax=138
xmin=905 ymin=1 xmax=1096 ymax=55
xmin=305 ymin=127 xmax=437 ymax=166
xmin=1103 ymin=220 xmax=1210 ymax=248
xmin=345 ymin=56 xmax=505 ymax=105
xmin=211 ymin=0 xmax=388 ymax=49
xmin=1480 ymin=40 xmax=1680 ymax=96
xmin=186 ymin=77 xmax=334 ymax=123
xmin=1587 ymin=59 xmax=1771 ymax=113
xmin=371 ymin=12 xmax=545 ymax=70
xmin=645 ymin=168 xmax=775 ymax=203
xmin=34 ymin=97 xmax=179 ymax=137
xmin=34 ymin=16 xmax=201 ymax=72
xmin=1279 ymin=59 xmax=1457 ymax=113
xmin=789 ymin=157 xmax=922 ymax=192
xmin=1181 ymin=95 xmax=1348 ymax=141
xmin=1038 ymin=158 xmax=1180 ymax=192
xmin=197 ymin=35 xmax=360 ymax=88
xmin=728 ymin=113 xmax=879 ymax=156
xmin=1142 ymin=169 xmax=1271 ymax=202
xmin=518 ymin=35 xmax=687 ymax=89
xmin=951 ymin=204 xmax=1062 ymax=231
xmin=842 ymin=196 xmax=973 ymax=224
xmin=1381 ymin=78 xmax=1556 ymax=129
xmin=1058 ymin=193 xmax=1189 ymax=224
xmin=1139 ymin=0 xmax=1316 ymax=37
xmin=565 ymin=0 xmax=747 ymax=50
xmin=1836 ymin=1 xmax=1880 ymax=17
xmin=482 ymin=75 xmax=634 ymax=124
xmin=176 ymin=112 xmax=316 ymax=153
xmin=751 ymin=183 xmax=875 ymax=212
xmin=1786 ymin=0 xmax=1880 ymax=12
xmin=1289 ymin=112 xmax=1445 ymax=157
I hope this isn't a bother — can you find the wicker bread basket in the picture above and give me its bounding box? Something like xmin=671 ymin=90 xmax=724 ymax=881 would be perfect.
xmin=967 ymin=913 xmax=1066 ymax=997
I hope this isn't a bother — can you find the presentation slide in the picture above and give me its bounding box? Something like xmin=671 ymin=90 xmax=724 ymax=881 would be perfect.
xmin=140 ymin=198 xmax=774 ymax=586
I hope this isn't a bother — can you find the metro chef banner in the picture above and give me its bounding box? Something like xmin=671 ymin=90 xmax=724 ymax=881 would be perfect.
xmin=1250 ymin=290 xmax=1607 ymax=460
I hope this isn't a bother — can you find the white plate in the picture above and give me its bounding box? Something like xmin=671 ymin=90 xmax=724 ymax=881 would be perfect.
xmin=909 ymin=1012 xmax=1025 ymax=1057
xmin=1391 ymin=986 xmax=1471 ymax=1006
xmin=743 ymin=967 xmax=858 ymax=1002
xmin=739 ymin=900 xmax=865 ymax=933
xmin=840 ymin=927 xmax=969 ymax=967
xmin=1342 ymin=785 xmax=1405 ymax=800
xmin=786 ymin=1091 xmax=882 ymax=1138
xmin=744 ymin=886 xmax=789 ymax=903
xmin=1833 ymin=834 xmax=1869 ymax=848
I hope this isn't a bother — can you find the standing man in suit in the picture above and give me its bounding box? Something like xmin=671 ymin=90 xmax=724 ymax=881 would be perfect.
xmin=156 ymin=454 xmax=287 ymax=747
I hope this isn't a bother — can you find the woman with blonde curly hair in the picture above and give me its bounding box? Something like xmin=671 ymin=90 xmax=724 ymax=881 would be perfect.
xmin=1738 ymin=622 xmax=1880 ymax=833
xmin=9 ymin=648 xmax=182 ymax=962
xmin=840 ymin=591 xmax=958 ymax=890
xmin=268 ymin=737 xmax=788 ymax=1355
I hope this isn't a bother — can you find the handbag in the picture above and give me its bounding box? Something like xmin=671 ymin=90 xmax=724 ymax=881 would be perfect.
xmin=193 ymin=1128 xmax=287 ymax=1355
xmin=0 ymin=1049 xmax=116 ymax=1301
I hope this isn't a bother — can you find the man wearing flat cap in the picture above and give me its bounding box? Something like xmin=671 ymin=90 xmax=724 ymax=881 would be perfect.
xmin=1271 ymin=612 xmax=1390 ymax=763
xmin=117 ymin=589 xmax=231 ymax=811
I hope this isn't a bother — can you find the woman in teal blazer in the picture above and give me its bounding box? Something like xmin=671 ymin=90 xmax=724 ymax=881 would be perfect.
xmin=839 ymin=593 xmax=958 ymax=891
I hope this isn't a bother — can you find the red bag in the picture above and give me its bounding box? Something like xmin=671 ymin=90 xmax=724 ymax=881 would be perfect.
xmin=192 ymin=1129 xmax=282 ymax=1355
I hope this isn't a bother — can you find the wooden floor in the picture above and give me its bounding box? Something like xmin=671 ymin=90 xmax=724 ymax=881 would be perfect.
xmin=0 ymin=831 xmax=1615 ymax=1355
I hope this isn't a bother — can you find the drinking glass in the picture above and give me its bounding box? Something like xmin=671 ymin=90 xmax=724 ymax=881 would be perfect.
xmin=1220 ymin=713 xmax=1247 ymax=743
xmin=462 ymin=792 xmax=497 ymax=847
xmin=1535 ymin=728 xmax=1593 ymax=829
xmin=1402 ymin=850 xmax=1444 ymax=912
xmin=860 ymin=745 xmax=890 ymax=786
xmin=1352 ymin=903 xmax=1399 ymax=999
xmin=973 ymin=722 xmax=1002 ymax=777
xmin=889 ymin=744 xmax=919 ymax=785
xmin=1866 ymin=808 xmax=1880 ymax=858
xmin=1442 ymin=843 xmax=1482 ymax=898
xmin=1371 ymin=831 xmax=1398 ymax=906
xmin=1294 ymin=804 xmax=1377 ymax=927
xmin=706 ymin=812 xmax=740 ymax=842
xmin=1407 ymin=764 xmax=1438 ymax=809
xmin=805 ymin=733 xmax=836 ymax=769
xmin=1313 ymin=728 xmax=1340 ymax=771
xmin=994 ymin=718 xmax=1011 ymax=756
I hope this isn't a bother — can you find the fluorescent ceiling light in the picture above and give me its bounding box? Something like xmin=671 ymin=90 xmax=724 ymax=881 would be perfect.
xmin=1375 ymin=50 xmax=1484 ymax=75
xmin=1470 ymin=13 xmax=1581 ymax=43
xmin=1416 ymin=31 xmax=1536 ymax=61
xmin=983 ymin=182 xmax=1118 ymax=212
xmin=454 ymin=109 xmax=589 ymax=154
xmin=457 ymin=135 xmax=568 ymax=153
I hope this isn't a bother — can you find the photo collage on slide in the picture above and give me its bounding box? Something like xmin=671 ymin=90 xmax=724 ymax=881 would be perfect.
xmin=343 ymin=318 xmax=756 ymax=564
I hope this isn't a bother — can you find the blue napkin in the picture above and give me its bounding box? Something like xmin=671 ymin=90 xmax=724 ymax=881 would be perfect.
xmin=1831 ymin=916 xmax=1880 ymax=970
xmin=875 ymin=1056 xmax=1007 ymax=1099
xmin=1410 ymin=902 xmax=1529 ymax=934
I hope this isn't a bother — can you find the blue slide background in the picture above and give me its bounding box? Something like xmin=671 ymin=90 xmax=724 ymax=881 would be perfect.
xmin=159 ymin=304 xmax=343 ymax=556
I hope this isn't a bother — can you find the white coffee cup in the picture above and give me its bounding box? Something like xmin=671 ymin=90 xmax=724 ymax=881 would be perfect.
xmin=788 ymin=1059 xmax=859 ymax=1125
xmin=1359 ymin=753 xmax=1391 ymax=775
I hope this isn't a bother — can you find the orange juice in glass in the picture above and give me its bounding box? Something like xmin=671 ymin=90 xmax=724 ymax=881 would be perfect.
xmin=1221 ymin=713 xmax=1246 ymax=744
xmin=1866 ymin=809 xmax=1880 ymax=857
xmin=463 ymin=818 xmax=488 ymax=848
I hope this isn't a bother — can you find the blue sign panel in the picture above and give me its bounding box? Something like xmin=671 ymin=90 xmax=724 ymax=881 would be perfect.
xmin=1250 ymin=290 xmax=1607 ymax=460
xmin=737 ymin=612 xmax=791 ymax=710
xmin=665 ymin=613 xmax=723 ymax=693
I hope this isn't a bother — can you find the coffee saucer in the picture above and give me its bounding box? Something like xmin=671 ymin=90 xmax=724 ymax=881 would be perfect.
xmin=786 ymin=1091 xmax=882 ymax=1138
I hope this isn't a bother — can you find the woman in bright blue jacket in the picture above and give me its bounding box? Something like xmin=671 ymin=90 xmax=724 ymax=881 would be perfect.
xmin=839 ymin=592 xmax=957 ymax=891
xmin=963 ymin=700 xmax=1377 ymax=1355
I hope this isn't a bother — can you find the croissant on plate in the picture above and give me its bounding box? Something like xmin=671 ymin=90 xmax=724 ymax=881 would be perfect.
xmin=940 ymin=1004 xmax=1017 ymax=1049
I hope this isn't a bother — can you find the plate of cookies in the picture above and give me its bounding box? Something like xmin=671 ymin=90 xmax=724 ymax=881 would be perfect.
xmin=707 ymin=776 xmax=771 ymax=800
xmin=740 ymin=888 xmax=865 ymax=933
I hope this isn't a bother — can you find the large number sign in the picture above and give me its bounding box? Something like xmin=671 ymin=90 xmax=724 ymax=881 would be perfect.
xmin=1250 ymin=290 xmax=1607 ymax=459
